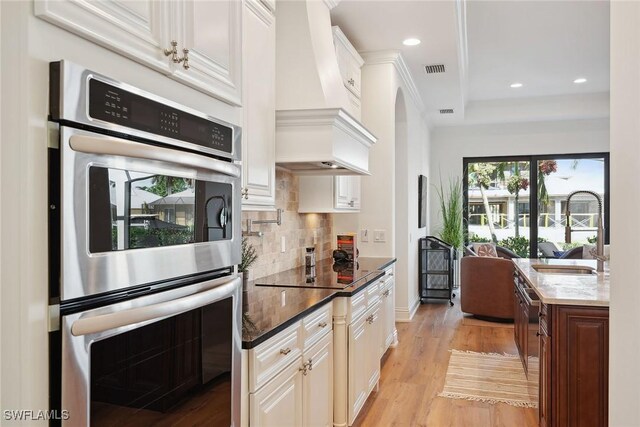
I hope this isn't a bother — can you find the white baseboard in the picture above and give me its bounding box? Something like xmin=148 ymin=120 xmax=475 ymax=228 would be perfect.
xmin=395 ymin=297 xmax=420 ymax=322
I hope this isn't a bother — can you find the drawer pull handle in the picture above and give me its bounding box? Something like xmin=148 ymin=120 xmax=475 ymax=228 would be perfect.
xmin=383 ymin=290 xmax=390 ymax=297
xmin=539 ymin=312 xmax=546 ymax=318
xmin=280 ymin=348 xmax=291 ymax=355
xmin=318 ymin=322 xmax=328 ymax=328
xmin=366 ymin=315 xmax=374 ymax=324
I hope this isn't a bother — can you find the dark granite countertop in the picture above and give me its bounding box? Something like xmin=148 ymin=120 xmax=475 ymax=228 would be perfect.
xmin=242 ymin=257 xmax=396 ymax=349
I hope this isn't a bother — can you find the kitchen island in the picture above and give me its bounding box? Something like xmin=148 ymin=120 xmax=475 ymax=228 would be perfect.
xmin=240 ymin=257 xmax=396 ymax=427
xmin=513 ymin=258 xmax=609 ymax=427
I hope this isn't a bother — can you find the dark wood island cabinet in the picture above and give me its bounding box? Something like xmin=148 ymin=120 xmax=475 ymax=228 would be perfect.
xmin=539 ymin=302 xmax=609 ymax=427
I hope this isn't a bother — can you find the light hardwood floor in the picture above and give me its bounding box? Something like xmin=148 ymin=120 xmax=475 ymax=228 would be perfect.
xmin=352 ymin=298 xmax=539 ymax=427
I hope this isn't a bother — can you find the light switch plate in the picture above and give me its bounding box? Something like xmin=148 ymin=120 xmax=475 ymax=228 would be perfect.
xmin=281 ymin=236 xmax=286 ymax=253
xmin=361 ymin=229 xmax=369 ymax=243
xmin=374 ymin=229 xmax=386 ymax=243
xmin=313 ymin=230 xmax=318 ymax=245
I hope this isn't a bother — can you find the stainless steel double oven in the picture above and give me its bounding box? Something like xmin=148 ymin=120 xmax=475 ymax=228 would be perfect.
xmin=48 ymin=61 xmax=242 ymax=426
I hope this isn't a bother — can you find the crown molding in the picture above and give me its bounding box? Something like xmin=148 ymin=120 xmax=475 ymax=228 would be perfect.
xmin=360 ymin=50 xmax=425 ymax=116
xmin=455 ymin=0 xmax=469 ymax=110
xmin=322 ymin=0 xmax=341 ymax=10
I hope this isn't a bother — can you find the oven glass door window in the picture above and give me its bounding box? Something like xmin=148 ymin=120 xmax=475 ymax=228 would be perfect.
xmin=90 ymin=298 xmax=232 ymax=426
xmin=89 ymin=167 xmax=232 ymax=253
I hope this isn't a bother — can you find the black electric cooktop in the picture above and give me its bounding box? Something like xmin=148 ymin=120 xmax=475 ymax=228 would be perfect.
xmin=255 ymin=257 xmax=393 ymax=290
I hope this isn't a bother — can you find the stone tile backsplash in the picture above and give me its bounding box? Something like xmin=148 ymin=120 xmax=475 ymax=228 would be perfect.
xmin=241 ymin=169 xmax=334 ymax=280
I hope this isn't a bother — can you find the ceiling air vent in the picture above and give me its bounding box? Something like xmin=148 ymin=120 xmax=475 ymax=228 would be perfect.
xmin=425 ymin=64 xmax=446 ymax=74
xmin=439 ymin=109 xmax=454 ymax=114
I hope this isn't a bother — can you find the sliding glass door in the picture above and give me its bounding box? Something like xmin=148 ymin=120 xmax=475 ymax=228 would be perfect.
xmin=466 ymin=159 xmax=532 ymax=257
xmin=534 ymin=155 xmax=608 ymax=257
xmin=464 ymin=153 xmax=609 ymax=258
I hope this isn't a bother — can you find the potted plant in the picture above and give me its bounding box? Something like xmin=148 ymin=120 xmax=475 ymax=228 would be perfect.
xmin=239 ymin=237 xmax=258 ymax=289
xmin=435 ymin=176 xmax=465 ymax=286
xmin=435 ymin=176 xmax=464 ymax=250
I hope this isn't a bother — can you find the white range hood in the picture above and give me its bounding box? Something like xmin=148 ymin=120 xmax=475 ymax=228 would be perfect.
xmin=275 ymin=0 xmax=377 ymax=175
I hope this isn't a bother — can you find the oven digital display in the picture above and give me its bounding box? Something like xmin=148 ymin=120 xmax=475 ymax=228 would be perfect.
xmin=88 ymin=79 xmax=233 ymax=154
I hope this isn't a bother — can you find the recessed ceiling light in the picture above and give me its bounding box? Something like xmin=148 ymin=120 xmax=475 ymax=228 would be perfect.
xmin=510 ymin=82 xmax=523 ymax=88
xmin=573 ymin=78 xmax=587 ymax=84
xmin=403 ymin=38 xmax=421 ymax=46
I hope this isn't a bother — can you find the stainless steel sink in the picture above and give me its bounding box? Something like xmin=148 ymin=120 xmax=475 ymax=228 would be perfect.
xmin=531 ymin=264 xmax=596 ymax=275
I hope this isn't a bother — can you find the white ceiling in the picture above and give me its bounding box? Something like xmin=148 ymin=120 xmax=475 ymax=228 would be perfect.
xmin=330 ymin=0 xmax=610 ymax=127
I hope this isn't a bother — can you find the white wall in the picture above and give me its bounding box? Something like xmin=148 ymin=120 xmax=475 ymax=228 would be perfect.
xmin=428 ymin=118 xmax=610 ymax=233
xmin=334 ymin=53 xmax=430 ymax=321
xmin=0 ymin=2 xmax=240 ymax=420
xmin=610 ymin=3 xmax=640 ymax=425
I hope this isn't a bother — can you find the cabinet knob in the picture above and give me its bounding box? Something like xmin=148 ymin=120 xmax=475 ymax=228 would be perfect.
xmin=318 ymin=321 xmax=328 ymax=328
xmin=164 ymin=40 xmax=181 ymax=63
xmin=536 ymin=332 xmax=541 ymax=337
xmin=307 ymin=358 xmax=313 ymax=371
xmin=366 ymin=315 xmax=374 ymax=324
xmin=180 ymin=48 xmax=190 ymax=70
xmin=279 ymin=347 xmax=291 ymax=355
xmin=348 ymin=78 xmax=355 ymax=86
xmin=348 ymin=200 xmax=355 ymax=207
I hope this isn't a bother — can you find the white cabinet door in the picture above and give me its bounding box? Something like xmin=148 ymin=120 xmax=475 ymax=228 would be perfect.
xmin=335 ymin=176 xmax=351 ymax=208
xmin=365 ymin=303 xmax=381 ymax=393
xmin=381 ymin=279 xmax=396 ymax=354
xmin=250 ymin=357 xmax=304 ymax=427
xmin=334 ymin=176 xmax=360 ymax=210
xmin=302 ymin=332 xmax=333 ymax=427
xmin=241 ymin=0 xmax=276 ymax=209
xmin=350 ymin=176 xmax=361 ymax=210
xmin=35 ymin=0 xmax=172 ymax=74
xmin=347 ymin=313 xmax=369 ymax=425
xmin=173 ymin=0 xmax=243 ymax=105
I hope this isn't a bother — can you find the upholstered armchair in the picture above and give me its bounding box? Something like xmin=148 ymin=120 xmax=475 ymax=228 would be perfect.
xmin=460 ymin=251 xmax=516 ymax=321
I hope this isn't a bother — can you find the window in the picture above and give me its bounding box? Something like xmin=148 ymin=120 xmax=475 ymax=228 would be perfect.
xmin=464 ymin=153 xmax=609 ymax=258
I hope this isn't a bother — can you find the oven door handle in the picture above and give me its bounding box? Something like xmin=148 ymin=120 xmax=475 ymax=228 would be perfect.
xmin=69 ymin=133 xmax=241 ymax=178
xmin=70 ymin=276 xmax=240 ymax=337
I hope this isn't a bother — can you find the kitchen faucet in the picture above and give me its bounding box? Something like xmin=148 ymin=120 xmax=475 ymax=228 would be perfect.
xmin=564 ymin=190 xmax=606 ymax=272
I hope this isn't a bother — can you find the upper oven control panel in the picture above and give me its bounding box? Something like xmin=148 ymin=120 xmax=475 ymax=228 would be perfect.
xmin=48 ymin=61 xmax=239 ymax=160
xmin=88 ymin=79 xmax=233 ymax=155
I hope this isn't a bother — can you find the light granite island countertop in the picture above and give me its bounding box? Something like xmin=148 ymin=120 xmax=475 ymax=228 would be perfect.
xmin=512 ymin=258 xmax=610 ymax=307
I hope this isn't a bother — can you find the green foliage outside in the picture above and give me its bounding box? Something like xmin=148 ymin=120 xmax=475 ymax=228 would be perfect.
xmin=140 ymin=176 xmax=189 ymax=197
xmin=129 ymin=226 xmax=193 ymax=248
xmin=468 ymin=233 xmax=490 ymax=243
xmin=468 ymin=233 xmax=550 ymax=258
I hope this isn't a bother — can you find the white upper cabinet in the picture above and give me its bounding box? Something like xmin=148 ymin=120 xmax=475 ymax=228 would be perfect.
xmin=332 ymin=26 xmax=364 ymax=117
xmin=298 ymin=175 xmax=360 ymax=213
xmin=35 ymin=0 xmax=243 ymax=105
xmin=241 ymin=0 xmax=276 ymax=210
xmin=173 ymin=0 xmax=243 ymax=104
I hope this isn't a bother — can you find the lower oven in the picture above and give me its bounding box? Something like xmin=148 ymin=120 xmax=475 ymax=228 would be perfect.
xmin=53 ymin=274 xmax=241 ymax=426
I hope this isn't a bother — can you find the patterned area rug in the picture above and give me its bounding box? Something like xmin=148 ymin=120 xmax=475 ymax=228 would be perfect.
xmin=438 ymin=349 xmax=538 ymax=408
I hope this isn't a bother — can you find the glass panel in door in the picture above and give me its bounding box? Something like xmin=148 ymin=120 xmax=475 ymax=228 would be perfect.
xmin=88 ymin=167 xmax=233 ymax=253
xmin=467 ymin=160 xmax=532 ymax=257
xmin=90 ymin=298 xmax=233 ymax=426
xmin=536 ymin=158 xmax=606 ymax=257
